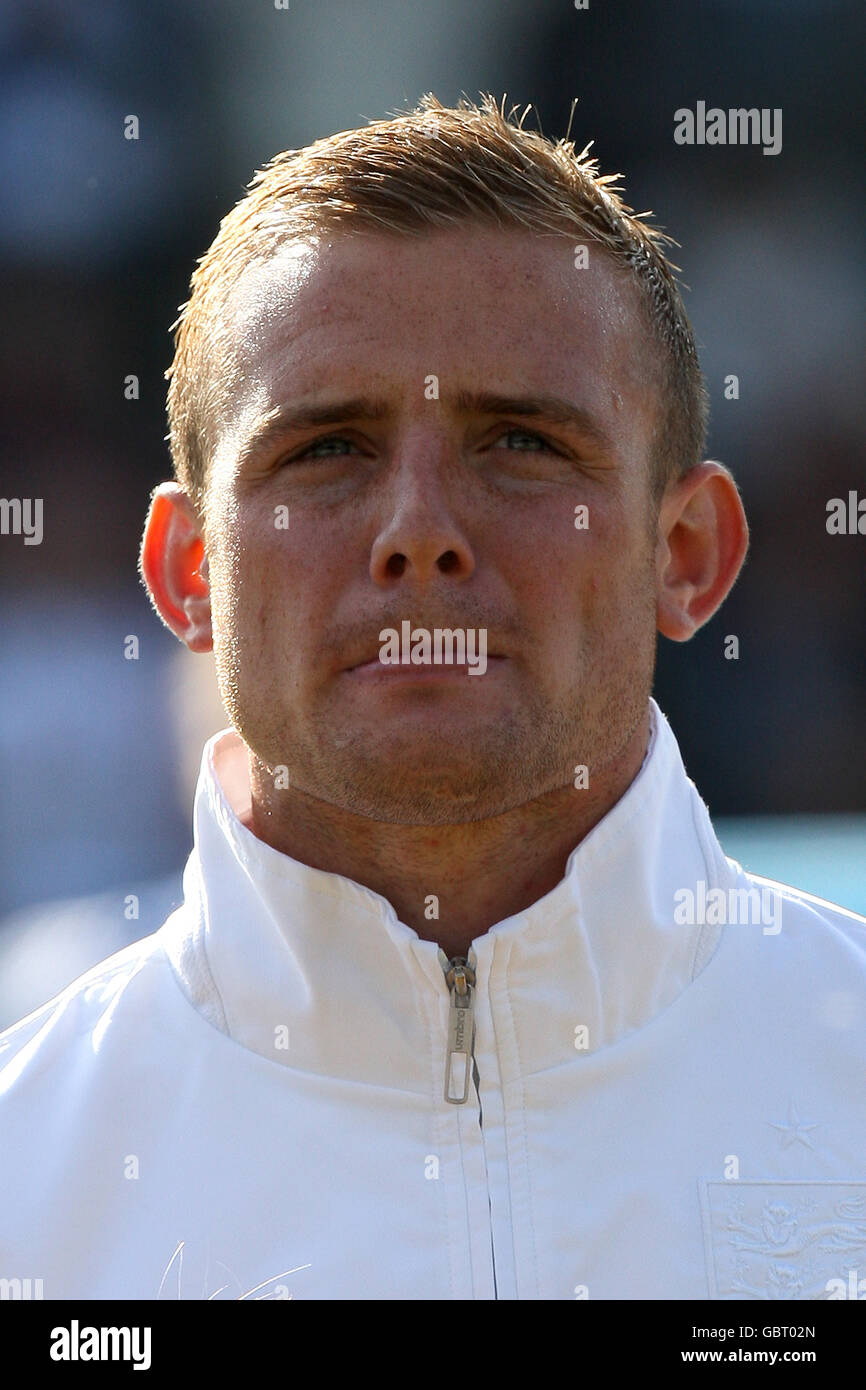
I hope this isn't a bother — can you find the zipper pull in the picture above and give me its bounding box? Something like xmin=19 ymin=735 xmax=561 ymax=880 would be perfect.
xmin=443 ymin=956 xmax=476 ymax=1105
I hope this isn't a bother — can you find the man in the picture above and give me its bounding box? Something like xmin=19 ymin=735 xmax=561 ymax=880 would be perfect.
xmin=1 ymin=93 xmax=864 ymax=1302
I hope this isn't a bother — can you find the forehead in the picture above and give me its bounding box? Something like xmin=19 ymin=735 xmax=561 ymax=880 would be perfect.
xmin=211 ymin=225 xmax=657 ymax=464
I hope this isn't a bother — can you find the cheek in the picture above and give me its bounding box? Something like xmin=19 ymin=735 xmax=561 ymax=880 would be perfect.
xmin=226 ymin=505 xmax=348 ymax=650
xmin=539 ymin=518 xmax=652 ymax=644
xmin=205 ymin=505 xmax=275 ymax=639
xmin=547 ymin=521 xmax=616 ymax=613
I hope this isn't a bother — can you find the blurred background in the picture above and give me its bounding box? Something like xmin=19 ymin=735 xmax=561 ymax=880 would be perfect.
xmin=0 ymin=0 xmax=863 ymax=1027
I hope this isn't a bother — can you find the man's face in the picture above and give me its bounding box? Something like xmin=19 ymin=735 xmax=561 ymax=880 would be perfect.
xmin=202 ymin=226 xmax=661 ymax=824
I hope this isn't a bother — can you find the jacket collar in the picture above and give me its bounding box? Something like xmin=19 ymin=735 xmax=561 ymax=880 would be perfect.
xmin=160 ymin=698 xmax=735 ymax=1088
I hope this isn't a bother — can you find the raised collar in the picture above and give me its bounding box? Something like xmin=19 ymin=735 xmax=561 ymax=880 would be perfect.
xmin=159 ymin=699 xmax=735 ymax=1089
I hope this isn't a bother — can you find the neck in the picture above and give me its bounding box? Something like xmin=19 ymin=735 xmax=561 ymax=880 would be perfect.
xmin=241 ymin=707 xmax=651 ymax=958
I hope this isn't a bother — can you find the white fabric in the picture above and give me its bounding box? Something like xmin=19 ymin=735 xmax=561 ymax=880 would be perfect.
xmin=1 ymin=698 xmax=865 ymax=1301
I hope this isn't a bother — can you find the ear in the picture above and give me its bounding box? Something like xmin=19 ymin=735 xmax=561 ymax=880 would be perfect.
xmin=139 ymin=483 xmax=213 ymax=653
xmin=656 ymin=461 xmax=749 ymax=641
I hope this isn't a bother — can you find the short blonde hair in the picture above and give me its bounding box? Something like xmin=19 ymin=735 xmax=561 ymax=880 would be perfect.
xmin=166 ymin=92 xmax=708 ymax=513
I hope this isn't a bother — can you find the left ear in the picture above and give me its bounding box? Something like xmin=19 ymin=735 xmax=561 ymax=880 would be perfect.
xmin=139 ymin=482 xmax=213 ymax=653
xmin=656 ymin=461 xmax=749 ymax=641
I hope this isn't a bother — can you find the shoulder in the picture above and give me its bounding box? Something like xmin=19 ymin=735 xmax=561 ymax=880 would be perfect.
xmin=726 ymin=858 xmax=866 ymax=954
xmin=0 ymin=930 xmax=171 ymax=1093
xmin=747 ymin=867 xmax=865 ymax=926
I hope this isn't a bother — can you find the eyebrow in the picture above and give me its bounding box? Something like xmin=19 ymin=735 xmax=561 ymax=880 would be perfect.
xmin=237 ymin=389 xmax=614 ymax=466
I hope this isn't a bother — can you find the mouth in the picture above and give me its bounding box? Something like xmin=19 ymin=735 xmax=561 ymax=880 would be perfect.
xmin=345 ymin=655 xmax=506 ymax=679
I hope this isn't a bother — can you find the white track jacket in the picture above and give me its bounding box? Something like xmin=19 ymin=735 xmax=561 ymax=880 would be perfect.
xmin=1 ymin=699 xmax=865 ymax=1301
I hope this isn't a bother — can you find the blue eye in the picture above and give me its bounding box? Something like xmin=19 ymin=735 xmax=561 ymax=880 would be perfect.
xmin=497 ymin=428 xmax=556 ymax=452
xmin=296 ymin=435 xmax=358 ymax=459
xmin=287 ymin=427 xmax=558 ymax=464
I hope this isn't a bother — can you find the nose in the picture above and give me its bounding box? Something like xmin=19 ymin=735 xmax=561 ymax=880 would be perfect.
xmin=369 ymin=442 xmax=476 ymax=587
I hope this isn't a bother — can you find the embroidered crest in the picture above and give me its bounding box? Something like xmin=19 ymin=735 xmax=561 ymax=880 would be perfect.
xmin=700 ymin=1181 xmax=866 ymax=1299
xmin=156 ymin=1239 xmax=311 ymax=1300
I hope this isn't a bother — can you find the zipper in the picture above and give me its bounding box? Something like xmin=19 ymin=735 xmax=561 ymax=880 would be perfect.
xmin=443 ymin=955 xmax=477 ymax=1104
xmin=441 ymin=950 xmax=499 ymax=1298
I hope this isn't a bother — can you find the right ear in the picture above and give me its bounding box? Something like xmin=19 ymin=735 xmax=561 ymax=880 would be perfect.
xmin=139 ymin=483 xmax=213 ymax=653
